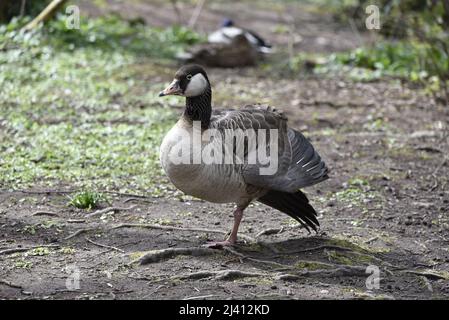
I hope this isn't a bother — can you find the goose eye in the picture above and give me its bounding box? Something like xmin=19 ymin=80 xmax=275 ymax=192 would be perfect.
xmin=186 ymin=74 xmax=192 ymax=80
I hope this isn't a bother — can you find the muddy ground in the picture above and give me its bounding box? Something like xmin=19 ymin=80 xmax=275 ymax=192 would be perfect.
xmin=1 ymin=0 xmax=448 ymax=300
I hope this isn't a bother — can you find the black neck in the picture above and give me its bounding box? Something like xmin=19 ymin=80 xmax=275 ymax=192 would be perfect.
xmin=183 ymin=86 xmax=212 ymax=129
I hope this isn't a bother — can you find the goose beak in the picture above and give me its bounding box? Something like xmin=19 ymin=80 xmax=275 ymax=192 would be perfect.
xmin=159 ymin=79 xmax=182 ymax=97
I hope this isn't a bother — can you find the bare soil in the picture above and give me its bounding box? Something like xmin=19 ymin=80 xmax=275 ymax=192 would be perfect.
xmin=1 ymin=0 xmax=448 ymax=300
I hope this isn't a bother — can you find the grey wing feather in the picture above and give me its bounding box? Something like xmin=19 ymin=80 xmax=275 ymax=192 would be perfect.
xmin=210 ymin=105 xmax=292 ymax=180
xmin=210 ymin=105 xmax=328 ymax=193
xmin=284 ymin=128 xmax=329 ymax=189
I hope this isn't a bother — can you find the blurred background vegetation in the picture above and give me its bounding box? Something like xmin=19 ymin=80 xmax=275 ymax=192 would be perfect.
xmin=1 ymin=0 xmax=447 ymax=98
xmin=324 ymin=0 xmax=449 ymax=101
xmin=276 ymin=0 xmax=448 ymax=102
xmin=0 ymin=0 xmax=52 ymax=22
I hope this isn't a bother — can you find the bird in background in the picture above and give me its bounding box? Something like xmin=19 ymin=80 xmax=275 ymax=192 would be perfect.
xmin=208 ymin=18 xmax=273 ymax=54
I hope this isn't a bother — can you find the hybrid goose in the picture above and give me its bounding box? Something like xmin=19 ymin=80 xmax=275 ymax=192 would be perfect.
xmin=159 ymin=65 xmax=328 ymax=247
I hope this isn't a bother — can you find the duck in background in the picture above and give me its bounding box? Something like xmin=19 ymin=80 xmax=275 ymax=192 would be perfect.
xmin=208 ymin=18 xmax=273 ymax=54
xmin=177 ymin=32 xmax=258 ymax=68
xmin=176 ymin=18 xmax=272 ymax=67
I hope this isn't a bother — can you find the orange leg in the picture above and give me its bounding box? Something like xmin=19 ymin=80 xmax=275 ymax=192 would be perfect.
xmin=205 ymin=207 xmax=244 ymax=248
xmin=227 ymin=207 xmax=244 ymax=244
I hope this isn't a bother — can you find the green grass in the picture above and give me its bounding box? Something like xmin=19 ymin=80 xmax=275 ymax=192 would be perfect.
xmin=0 ymin=14 xmax=204 ymax=59
xmin=68 ymin=191 xmax=106 ymax=209
xmin=0 ymin=15 xmax=197 ymax=194
xmin=313 ymin=41 xmax=447 ymax=83
xmin=27 ymin=247 xmax=51 ymax=256
xmin=332 ymin=177 xmax=382 ymax=213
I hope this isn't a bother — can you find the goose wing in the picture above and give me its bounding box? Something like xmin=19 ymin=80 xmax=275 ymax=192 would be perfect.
xmin=210 ymin=104 xmax=328 ymax=192
xmin=283 ymin=128 xmax=329 ymax=189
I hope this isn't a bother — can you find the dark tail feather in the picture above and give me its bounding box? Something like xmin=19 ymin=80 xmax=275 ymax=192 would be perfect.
xmin=258 ymin=190 xmax=319 ymax=232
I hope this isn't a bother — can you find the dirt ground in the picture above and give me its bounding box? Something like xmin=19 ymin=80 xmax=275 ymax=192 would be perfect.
xmin=1 ymin=0 xmax=448 ymax=300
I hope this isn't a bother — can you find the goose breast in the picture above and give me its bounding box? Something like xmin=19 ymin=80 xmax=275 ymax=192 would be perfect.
xmin=160 ymin=120 xmax=251 ymax=203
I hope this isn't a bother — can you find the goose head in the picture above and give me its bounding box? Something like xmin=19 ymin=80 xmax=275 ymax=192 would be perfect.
xmin=159 ymin=65 xmax=213 ymax=128
xmin=159 ymin=64 xmax=210 ymax=98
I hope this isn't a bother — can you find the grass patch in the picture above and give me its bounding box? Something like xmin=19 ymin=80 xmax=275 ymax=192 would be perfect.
xmin=328 ymin=236 xmax=390 ymax=254
xmin=315 ymin=42 xmax=445 ymax=82
xmin=326 ymin=249 xmax=376 ymax=266
xmin=14 ymin=260 xmax=33 ymax=269
xmin=325 ymin=250 xmax=354 ymax=265
xmin=59 ymin=247 xmax=76 ymax=255
xmin=19 ymin=221 xmax=62 ymax=235
xmin=26 ymin=247 xmax=51 ymax=256
xmin=68 ymin=190 xmax=106 ymax=210
xmin=333 ymin=176 xmax=382 ymax=212
xmin=1 ymin=14 xmax=204 ymax=59
xmin=0 ymin=15 xmax=196 ymax=194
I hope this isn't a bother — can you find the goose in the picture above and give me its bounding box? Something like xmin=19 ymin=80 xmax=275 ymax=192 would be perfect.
xmin=208 ymin=18 xmax=272 ymax=54
xmin=159 ymin=64 xmax=328 ymax=247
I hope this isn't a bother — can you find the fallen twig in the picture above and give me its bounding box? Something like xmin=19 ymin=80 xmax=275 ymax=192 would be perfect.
xmin=415 ymin=146 xmax=443 ymax=154
xmin=184 ymin=294 xmax=218 ymax=300
xmin=64 ymin=228 xmax=95 ymax=240
xmin=276 ymin=266 xmax=368 ymax=280
xmin=86 ymin=205 xmax=137 ymax=218
xmin=67 ymin=219 xmax=86 ymax=223
xmin=0 ymin=279 xmax=22 ymax=289
xmin=275 ymin=273 xmax=300 ymax=281
xmin=31 ymin=210 xmax=58 ymax=217
xmin=146 ymin=285 xmax=166 ymax=297
xmin=12 ymin=189 xmax=76 ymax=195
xmin=176 ymin=271 xmax=218 ymax=280
xmin=123 ymin=197 xmax=154 ymax=204
xmin=276 ymin=244 xmax=354 ymax=256
xmin=256 ymin=227 xmax=284 ymax=237
xmin=113 ymin=223 xmax=256 ymax=243
xmin=215 ymin=269 xmax=267 ymax=280
xmin=299 ymin=266 xmax=367 ymax=277
xmin=0 ymin=244 xmax=59 ymax=255
xmin=177 ymin=269 xmax=267 ymax=281
xmin=86 ymin=237 xmax=125 ymax=253
xmin=402 ymin=270 xmax=449 ymax=280
xmin=364 ymin=236 xmax=379 ymax=244
xmin=222 ymin=246 xmax=293 ymax=269
xmin=101 ymin=191 xmax=151 ymax=199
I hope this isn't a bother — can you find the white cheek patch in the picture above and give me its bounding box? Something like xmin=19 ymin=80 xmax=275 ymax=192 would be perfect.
xmin=184 ymin=73 xmax=208 ymax=97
